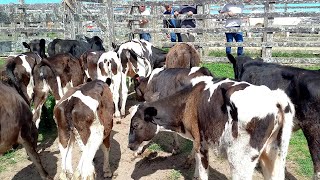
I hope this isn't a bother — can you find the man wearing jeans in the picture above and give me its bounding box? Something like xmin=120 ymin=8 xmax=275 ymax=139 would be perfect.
xmin=139 ymin=5 xmax=151 ymax=42
xmin=219 ymin=0 xmax=251 ymax=56
xmin=163 ymin=5 xmax=182 ymax=42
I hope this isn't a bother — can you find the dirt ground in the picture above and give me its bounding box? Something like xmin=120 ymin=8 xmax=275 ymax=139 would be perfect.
xmin=0 ymin=98 xmax=305 ymax=180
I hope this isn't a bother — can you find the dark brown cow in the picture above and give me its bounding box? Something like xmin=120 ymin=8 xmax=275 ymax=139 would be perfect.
xmin=32 ymin=53 xmax=86 ymax=128
xmin=165 ymin=43 xmax=200 ymax=68
xmin=129 ymin=77 xmax=295 ymax=180
xmin=0 ymin=82 xmax=51 ymax=179
xmin=54 ymin=80 xmax=114 ymax=179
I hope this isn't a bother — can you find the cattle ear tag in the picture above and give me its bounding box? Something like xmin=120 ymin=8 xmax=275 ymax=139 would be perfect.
xmin=144 ymin=107 xmax=157 ymax=122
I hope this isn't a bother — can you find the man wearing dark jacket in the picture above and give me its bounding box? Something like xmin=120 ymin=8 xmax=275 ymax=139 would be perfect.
xmin=163 ymin=4 xmax=182 ymax=42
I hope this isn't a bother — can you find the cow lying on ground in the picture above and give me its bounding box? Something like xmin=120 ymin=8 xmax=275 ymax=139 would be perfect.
xmin=129 ymin=76 xmax=295 ymax=180
xmin=54 ymin=80 xmax=114 ymax=179
xmin=0 ymin=82 xmax=51 ymax=179
xmin=48 ymin=36 xmax=105 ymax=58
xmin=32 ymin=53 xmax=86 ymax=128
xmin=227 ymin=54 xmax=320 ymax=179
xmin=132 ymin=67 xmax=213 ymax=156
xmin=165 ymin=43 xmax=200 ymax=68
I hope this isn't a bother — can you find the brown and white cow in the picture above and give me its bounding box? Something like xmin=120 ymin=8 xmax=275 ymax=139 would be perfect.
xmin=132 ymin=67 xmax=213 ymax=156
xmin=0 ymin=82 xmax=51 ymax=180
xmin=54 ymin=80 xmax=114 ymax=179
xmin=32 ymin=53 xmax=86 ymax=128
xmin=128 ymin=76 xmax=295 ymax=180
xmin=1 ymin=52 xmax=42 ymax=105
xmin=165 ymin=43 xmax=200 ymax=68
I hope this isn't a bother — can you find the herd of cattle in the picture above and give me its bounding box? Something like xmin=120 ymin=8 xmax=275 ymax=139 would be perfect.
xmin=0 ymin=36 xmax=319 ymax=180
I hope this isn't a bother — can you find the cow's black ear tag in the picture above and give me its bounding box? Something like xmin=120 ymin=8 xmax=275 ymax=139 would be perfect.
xmin=144 ymin=107 xmax=157 ymax=122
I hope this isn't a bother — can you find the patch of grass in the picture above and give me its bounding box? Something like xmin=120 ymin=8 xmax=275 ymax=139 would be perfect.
xmin=201 ymin=62 xmax=234 ymax=78
xmin=147 ymin=143 xmax=164 ymax=152
xmin=167 ymin=169 xmax=182 ymax=180
xmin=0 ymin=149 xmax=19 ymax=173
xmin=287 ymin=130 xmax=313 ymax=178
xmin=208 ymin=50 xmax=319 ymax=58
xmin=0 ymin=57 xmax=5 ymax=67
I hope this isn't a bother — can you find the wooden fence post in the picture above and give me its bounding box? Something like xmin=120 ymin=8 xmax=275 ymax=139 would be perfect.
xmin=104 ymin=0 xmax=115 ymax=48
xmin=128 ymin=0 xmax=139 ymax=41
xmin=261 ymin=1 xmax=275 ymax=62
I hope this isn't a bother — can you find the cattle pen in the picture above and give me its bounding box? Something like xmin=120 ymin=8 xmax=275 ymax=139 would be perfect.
xmin=0 ymin=0 xmax=320 ymax=64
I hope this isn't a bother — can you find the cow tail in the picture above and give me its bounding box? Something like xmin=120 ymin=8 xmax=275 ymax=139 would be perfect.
xmin=275 ymin=89 xmax=295 ymax=158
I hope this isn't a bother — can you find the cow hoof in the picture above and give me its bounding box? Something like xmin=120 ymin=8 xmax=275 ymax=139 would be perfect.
xmin=73 ymin=171 xmax=81 ymax=180
xmin=184 ymin=158 xmax=194 ymax=169
xmin=104 ymin=170 xmax=113 ymax=178
xmin=59 ymin=172 xmax=67 ymax=180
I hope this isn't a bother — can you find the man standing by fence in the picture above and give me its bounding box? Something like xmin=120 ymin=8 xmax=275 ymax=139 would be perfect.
xmin=139 ymin=5 xmax=151 ymax=42
xmin=163 ymin=4 xmax=182 ymax=42
xmin=219 ymin=0 xmax=251 ymax=56
xmin=174 ymin=5 xmax=197 ymax=42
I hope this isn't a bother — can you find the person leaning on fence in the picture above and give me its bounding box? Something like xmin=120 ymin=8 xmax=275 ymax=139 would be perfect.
xmin=163 ymin=4 xmax=182 ymax=42
xmin=138 ymin=5 xmax=151 ymax=42
xmin=219 ymin=0 xmax=251 ymax=56
xmin=174 ymin=5 xmax=197 ymax=42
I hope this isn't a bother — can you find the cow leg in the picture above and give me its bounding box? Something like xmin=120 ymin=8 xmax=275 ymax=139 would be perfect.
xmin=32 ymin=89 xmax=49 ymax=128
xmin=58 ymin=134 xmax=74 ymax=180
xmin=75 ymin=125 xmax=104 ymax=180
xmin=300 ymin=122 xmax=320 ymax=180
xmin=119 ymin=73 xmax=128 ymax=120
xmin=18 ymin=134 xmax=50 ymax=179
xmin=112 ymin=75 xmax=121 ymax=120
xmin=193 ymin=142 xmax=209 ymax=180
xmin=101 ymin=134 xmax=112 ymax=178
xmin=171 ymin=133 xmax=180 ymax=155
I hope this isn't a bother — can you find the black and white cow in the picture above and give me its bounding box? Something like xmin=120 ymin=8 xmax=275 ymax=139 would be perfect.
xmin=80 ymin=50 xmax=124 ymax=120
xmin=54 ymin=80 xmax=114 ymax=179
xmin=23 ymin=39 xmax=47 ymax=58
xmin=0 ymin=82 xmax=51 ymax=179
xmin=228 ymin=54 xmax=320 ymax=179
xmin=48 ymin=36 xmax=105 ymax=59
xmin=113 ymin=38 xmax=167 ymax=77
xmin=129 ymin=76 xmax=295 ymax=180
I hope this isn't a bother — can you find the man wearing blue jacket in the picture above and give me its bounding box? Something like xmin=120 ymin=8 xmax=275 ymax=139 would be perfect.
xmin=163 ymin=4 xmax=182 ymax=42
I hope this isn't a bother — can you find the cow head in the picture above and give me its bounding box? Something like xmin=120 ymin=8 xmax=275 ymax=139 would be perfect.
xmin=112 ymin=42 xmax=120 ymax=52
xmin=22 ymin=39 xmax=47 ymax=58
xmin=85 ymin=36 xmax=105 ymax=51
xmin=132 ymin=75 xmax=148 ymax=101
xmin=128 ymin=105 xmax=158 ymax=153
xmin=227 ymin=54 xmax=260 ymax=80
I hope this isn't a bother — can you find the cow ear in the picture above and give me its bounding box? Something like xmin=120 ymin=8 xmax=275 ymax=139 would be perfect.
xmin=23 ymin=42 xmax=30 ymax=49
xmin=85 ymin=36 xmax=91 ymax=43
xmin=144 ymin=107 xmax=157 ymax=122
xmin=112 ymin=42 xmax=117 ymax=49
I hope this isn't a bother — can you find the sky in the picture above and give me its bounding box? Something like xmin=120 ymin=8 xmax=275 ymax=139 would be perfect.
xmin=0 ymin=0 xmax=61 ymax=4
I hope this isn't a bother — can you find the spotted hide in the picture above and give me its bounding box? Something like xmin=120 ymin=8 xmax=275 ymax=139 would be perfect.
xmin=228 ymin=54 xmax=320 ymax=179
xmin=54 ymin=80 xmax=114 ymax=179
xmin=129 ymin=77 xmax=295 ymax=180
xmin=32 ymin=53 xmax=86 ymax=128
xmin=1 ymin=52 xmax=42 ymax=105
xmin=0 ymin=82 xmax=51 ymax=179
xmin=165 ymin=43 xmax=200 ymax=68
xmin=83 ymin=50 xmax=124 ymax=120
xmin=132 ymin=66 xmax=213 ymax=157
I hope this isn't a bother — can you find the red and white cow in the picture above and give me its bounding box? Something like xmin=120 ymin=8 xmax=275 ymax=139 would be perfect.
xmin=32 ymin=53 xmax=86 ymax=128
xmin=0 ymin=82 xmax=51 ymax=180
xmin=54 ymin=80 xmax=114 ymax=179
xmin=129 ymin=76 xmax=295 ymax=180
